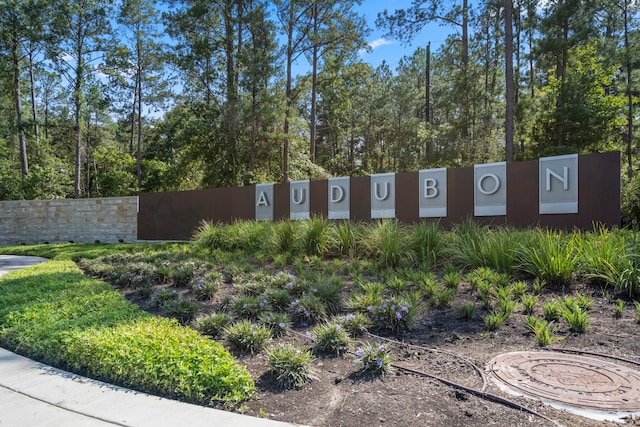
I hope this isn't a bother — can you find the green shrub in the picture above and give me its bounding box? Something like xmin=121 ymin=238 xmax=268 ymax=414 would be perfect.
xmin=634 ymin=301 xmax=640 ymax=323
xmin=167 ymin=263 xmax=195 ymax=287
xmin=525 ymin=316 xmax=556 ymax=347
xmin=190 ymin=272 xmax=221 ymax=301
xmin=225 ymin=320 xmax=271 ymax=354
xmin=68 ymin=317 xmax=254 ymax=404
xmin=408 ymin=221 xmax=445 ymax=268
xmin=302 ymin=217 xmax=330 ymax=257
xmin=614 ymin=299 xmax=625 ymax=318
xmin=355 ymin=343 xmax=391 ymax=377
xmin=328 ymin=221 xmax=358 ymax=258
xmin=496 ymin=297 xmax=519 ymax=320
xmin=435 ymin=287 xmax=455 ymax=308
xmin=311 ymin=322 xmax=352 ymax=355
xmin=510 ymin=281 xmax=528 ymax=300
xmin=313 ymin=280 xmax=343 ymax=314
xmin=443 ymin=270 xmax=462 ymax=290
xmin=267 ymin=343 xmax=314 ymax=389
xmin=193 ymin=312 xmax=232 ymax=337
xmin=265 ymin=289 xmax=292 ymax=312
xmin=360 ymin=219 xmax=407 ymax=269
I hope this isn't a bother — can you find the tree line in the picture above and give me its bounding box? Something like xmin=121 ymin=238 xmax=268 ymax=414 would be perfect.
xmin=0 ymin=0 xmax=638 ymax=202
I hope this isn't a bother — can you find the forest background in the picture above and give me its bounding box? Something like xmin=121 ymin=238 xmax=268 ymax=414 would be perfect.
xmin=1 ymin=0 xmax=639 ymax=224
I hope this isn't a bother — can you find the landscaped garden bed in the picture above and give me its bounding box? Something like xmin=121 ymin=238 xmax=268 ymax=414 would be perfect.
xmin=2 ymin=219 xmax=640 ymax=426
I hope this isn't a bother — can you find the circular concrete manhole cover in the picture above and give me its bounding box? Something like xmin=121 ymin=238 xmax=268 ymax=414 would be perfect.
xmin=489 ymin=351 xmax=640 ymax=421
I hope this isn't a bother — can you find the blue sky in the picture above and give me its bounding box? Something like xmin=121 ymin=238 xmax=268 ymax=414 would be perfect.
xmin=355 ymin=0 xmax=457 ymax=70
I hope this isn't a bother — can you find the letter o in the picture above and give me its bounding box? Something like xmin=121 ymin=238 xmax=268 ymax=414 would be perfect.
xmin=477 ymin=173 xmax=500 ymax=195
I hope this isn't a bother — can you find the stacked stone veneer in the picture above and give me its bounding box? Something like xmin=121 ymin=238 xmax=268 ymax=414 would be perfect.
xmin=0 ymin=197 xmax=138 ymax=245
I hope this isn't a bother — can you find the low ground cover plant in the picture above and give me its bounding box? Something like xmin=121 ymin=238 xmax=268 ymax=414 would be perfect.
xmin=0 ymin=260 xmax=254 ymax=405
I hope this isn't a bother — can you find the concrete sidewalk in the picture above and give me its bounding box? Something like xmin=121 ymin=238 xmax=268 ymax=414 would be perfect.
xmin=0 ymin=254 xmax=48 ymax=278
xmin=0 ymin=256 xmax=296 ymax=427
xmin=0 ymin=348 xmax=293 ymax=427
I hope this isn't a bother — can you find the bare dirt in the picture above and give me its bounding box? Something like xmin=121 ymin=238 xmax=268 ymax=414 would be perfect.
xmin=112 ymin=265 xmax=640 ymax=427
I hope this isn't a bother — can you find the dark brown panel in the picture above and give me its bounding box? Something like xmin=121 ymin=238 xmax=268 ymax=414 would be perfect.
xmin=506 ymin=159 xmax=539 ymax=228
xmin=231 ymin=185 xmax=255 ymax=221
xmin=350 ymin=176 xmax=371 ymax=221
xmin=396 ymin=172 xmax=419 ymax=223
xmin=310 ymin=180 xmax=328 ymax=218
xmin=273 ymin=183 xmax=290 ymax=220
xmin=446 ymin=166 xmax=474 ymax=226
xmin=138 ymin=188 xmax=230 ymax=241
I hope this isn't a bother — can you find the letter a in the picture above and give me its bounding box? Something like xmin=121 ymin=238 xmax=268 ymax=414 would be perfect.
xmin=257 ymin=191 xmax=269 ymax=207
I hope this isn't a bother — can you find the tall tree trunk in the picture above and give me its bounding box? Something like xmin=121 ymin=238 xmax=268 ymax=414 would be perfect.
xmin=309 ymin=2 xmax=318 ymax=165
xmin=224 ymin=1 xmax=237 ymax=184
xmin=28 ymin=49 xmax=40 ymax=145
xmin=624 ymin=0 xmax=633 ymax=178
xmin=461 ymin=0 xmax=469 ymax=139
xmin=283 ymin=4 xmax=293 ymax=183
xmin=504 ymin=0 xmax=515 ymax=161
xmin=73 ymin=38 xmax=84 ymax=198
xmin=12 ymin=38 xmax=29 ymax=179
xmin=129 ymin=92 xmax=136 ymax=155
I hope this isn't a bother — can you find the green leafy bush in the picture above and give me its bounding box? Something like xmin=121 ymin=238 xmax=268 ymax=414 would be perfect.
xmin=67 ymin=317 xmax=254 ymax=404
xmin=0 ymin=261 xmax=254 ymax=405
xmin=562 ymin=306 xmax=590 ymax=333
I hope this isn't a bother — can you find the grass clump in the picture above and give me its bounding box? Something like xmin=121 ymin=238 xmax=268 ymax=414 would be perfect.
xmin=457 ymin=303 xmax=475 ymax=320
xmin=311 ymin=322 xmax=352 ymax=355
xmin=193 ymin=312 xmax=232 ymax=337
xmin=267 ymin=343 xmax=314 ymax=389
xmin=225 ymin=320 xmax=271 ymax=354
xmin=562 ymin=306 xmax=590 ymax=333
xmin=355 ymin=343 xmax=392 ymax=377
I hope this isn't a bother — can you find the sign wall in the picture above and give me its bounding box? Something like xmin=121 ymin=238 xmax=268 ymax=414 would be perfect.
xmin=137 ymin=152 xmax=621 ymax=241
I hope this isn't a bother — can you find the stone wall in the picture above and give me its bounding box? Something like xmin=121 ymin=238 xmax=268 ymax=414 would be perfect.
xmin=0 ymin=197 xmax=138 ymax=245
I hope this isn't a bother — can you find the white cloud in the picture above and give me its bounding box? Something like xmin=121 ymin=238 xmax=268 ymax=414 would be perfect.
xmin=369 ymin=38 xmax=393 ymax=50
xmin=359 ymin=38 xmax=394 ymax=56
